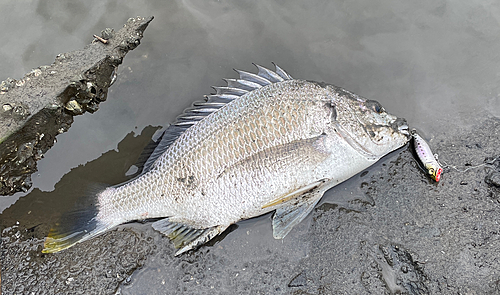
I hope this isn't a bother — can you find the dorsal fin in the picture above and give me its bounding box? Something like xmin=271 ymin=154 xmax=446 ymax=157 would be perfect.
xmin=141 ymin=64 xmax=293 ymax=173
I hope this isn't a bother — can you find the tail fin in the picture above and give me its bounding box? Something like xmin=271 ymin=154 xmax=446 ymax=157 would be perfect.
xmin=42 ymin=185 xmax=114 ymax=253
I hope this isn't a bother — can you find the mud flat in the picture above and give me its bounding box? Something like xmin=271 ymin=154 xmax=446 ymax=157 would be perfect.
xmin=0 ymin=16 xmax=153 ymax=196
xmin=1 ymin=114 xmax=499 ymax=294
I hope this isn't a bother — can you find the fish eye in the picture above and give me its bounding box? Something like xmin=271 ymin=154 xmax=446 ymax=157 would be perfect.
xmin=429 ymin=168 xmax=435 ymax=174
xmin=366 ymin=100 xmax=384 ymax=113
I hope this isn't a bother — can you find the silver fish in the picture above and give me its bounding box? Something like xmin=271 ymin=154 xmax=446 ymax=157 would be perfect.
xmin=43 ymin=64 xmax=410 ymax=255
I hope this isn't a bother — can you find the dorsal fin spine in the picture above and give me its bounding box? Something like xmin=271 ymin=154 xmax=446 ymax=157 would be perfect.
xmin=254 ymin=63 xmax=284 ymax=82
xmin=225 ymin=78 xmax=262 ymax=91
xmin=273 ymin=62 xmax=293 ymax=80
xmin=207 ymin=94 xmax=240 ymax=101
xmin=213 ymin=86 xmax=248 ymax=96
xmin=234 ymin=69 xmax=272 ymax=86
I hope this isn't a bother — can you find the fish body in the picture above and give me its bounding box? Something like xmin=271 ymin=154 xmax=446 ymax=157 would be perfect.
xmin=412 ymin=130 xmax=443 ymax=182
xmin=44 ymin=64 xmax=410 ymax=255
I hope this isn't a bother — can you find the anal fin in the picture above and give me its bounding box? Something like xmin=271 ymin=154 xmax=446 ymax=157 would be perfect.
xmin=152 ymin=219 xmax=228 ymax=256
xmin=272 ymin=184 xmax=326 ymax=239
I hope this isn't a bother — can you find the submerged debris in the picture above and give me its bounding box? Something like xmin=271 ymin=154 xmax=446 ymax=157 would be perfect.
xmin=288 ymin=271 xmax=308 ymax=287
xmin=0 ymin=16 xmax=153 ymax=196
xmin=93 ymin=34 xmax=109 ymax=44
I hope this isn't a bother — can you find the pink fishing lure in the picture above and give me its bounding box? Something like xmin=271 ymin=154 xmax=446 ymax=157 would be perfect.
xmin=412 ymin=131 xmax=443 ymax=182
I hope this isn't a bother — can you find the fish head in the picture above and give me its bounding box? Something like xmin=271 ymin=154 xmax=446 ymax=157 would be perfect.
xmin=327 ymin=86 xmax=410 ymax=158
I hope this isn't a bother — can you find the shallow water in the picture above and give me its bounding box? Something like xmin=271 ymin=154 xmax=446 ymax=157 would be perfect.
xmin=1 ymin=0 xmax=500 ymax=293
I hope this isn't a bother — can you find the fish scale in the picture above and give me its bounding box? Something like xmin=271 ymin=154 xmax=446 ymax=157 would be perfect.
xmin=167 ymin=85 xmax=317 ymax=182
xmin=43 ymin=64 xmax=409 ymax=255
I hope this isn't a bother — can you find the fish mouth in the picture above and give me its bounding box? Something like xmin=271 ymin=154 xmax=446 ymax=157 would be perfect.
xmin=392 ymin=118 xmax=410 ymax=137
xmin=398 ymin=124 xmax=410 ymax=135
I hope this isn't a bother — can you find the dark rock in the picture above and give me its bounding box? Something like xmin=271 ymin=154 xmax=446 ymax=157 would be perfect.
xmin=0 ymin=16 xmax=153 ymax=196
xmin=485 ymin=172 xmax=500 ymax=188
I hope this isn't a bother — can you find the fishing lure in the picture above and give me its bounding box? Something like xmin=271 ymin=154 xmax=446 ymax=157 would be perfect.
xmin=412 ymin=130 xmax=443 ymax=182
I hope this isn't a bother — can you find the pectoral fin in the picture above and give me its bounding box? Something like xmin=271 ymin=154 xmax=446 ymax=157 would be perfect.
xmin=272 ymin=185 xmax=326 ymax=239
xmin=152 ymin=218 xmax=228 ymax=256
xmin=262 ymin=179 xmax=326 ymax=209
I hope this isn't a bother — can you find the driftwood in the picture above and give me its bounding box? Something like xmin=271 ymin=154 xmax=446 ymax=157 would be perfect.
xmin=0 ymin=16 xmax=154 ymax=195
